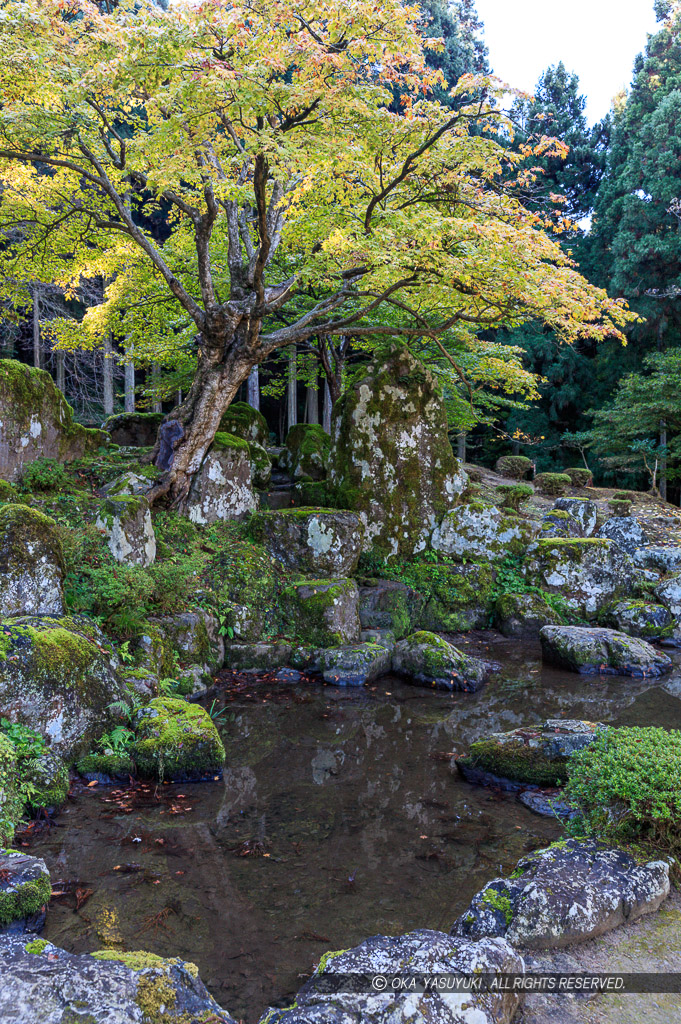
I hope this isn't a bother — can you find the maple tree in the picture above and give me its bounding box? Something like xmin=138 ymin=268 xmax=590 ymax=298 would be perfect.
xmin=0 ymin=0 xmax=635 ymax=506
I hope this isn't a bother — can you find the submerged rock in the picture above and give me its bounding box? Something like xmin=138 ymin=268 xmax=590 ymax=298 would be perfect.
xmin=540 ymin=625 xmax=672 ymax=677
xmin=0 ymin=936 xmax=237 ymax=1023
xmin=494 ymin=592 xmax=562 ymax=638
xmin=251 ymin=508 xmax=363 ymax=576
xmin=452 ymin=838 xmax=670 ymax=950
xmin=186 ymin=432 xmax=257 ymax=525
xmin=607 ymin=599 xmax=675 ymax=641
xmin=598 ymin=515 xmax=646 ymax=555
xmin=260 ymin=930 xmax=523 ymax=1024
xmin=102 ymin=411 xmax=163 ymax=447
xmin=392 ymin=630 xmax=496 ymax=692
xmin=281 ymin=578 xmax=361 ymax=646
xmin=0 ymin=359 xmax=104 ymax=482
xmin=0 ymin=850 xmax=51 ymax=934
xmin=328 ymin=344 xmax=467 ymax=558
xmin=0 ymin=504 xmax=65 ymax=617
xmin=95 ymin=494 xmax=156 ymax=567
xmin=281 ymin=423 xmax=330 ymax=481
xmin=431 ymin=500 xmax=537 ymax=562
xmin=523 ymin=539 xmax=636 ymax=616
xmin=132 ymin=697 xmax=225 ymax=781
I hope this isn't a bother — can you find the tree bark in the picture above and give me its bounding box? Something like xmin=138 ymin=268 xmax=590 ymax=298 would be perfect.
xmin=151 ymin=364 xmax=163 ymax=414
xmin=457 ymin=431 xmax=466 ymax=462
xmin=124 ymin=345 xmax=135 ymax=413
xmin=287 ymin=345 xmax=297 ymax=431
xmin=306 ymin=381 xmax=319 ymax=425
xmin=323 ymin=380 xmax=332 ymax=434
xmin=32 ymin=286 xmax=41 ymax=370
xmin=247 ymin=366 xmax=260 ymax=411
xmin=56 ymin=351 xmax=65 ymax=394
xmin=103 ymin=334 xmax=114 ymax=416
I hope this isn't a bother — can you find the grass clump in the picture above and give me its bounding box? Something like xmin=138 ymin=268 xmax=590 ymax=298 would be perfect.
xmin=564 ymin=468 xmax=593 ymax=487
xmin=496 ymin=483 xmax=534 ymax=511
xmin=534 ymin=472 xmax=572 ymax=497
xmin=495 ymin=455 xmax=532 ymax=480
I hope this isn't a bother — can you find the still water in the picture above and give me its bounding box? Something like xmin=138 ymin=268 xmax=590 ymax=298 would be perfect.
xmin=30 ymin=633 xmax=681 ymax=1022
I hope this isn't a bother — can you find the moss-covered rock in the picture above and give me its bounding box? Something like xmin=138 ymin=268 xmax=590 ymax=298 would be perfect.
xmin=534 ymin=472 xmax=572 ymax=496
xmin=0 ymin=359 xmax=106 ymax=483
xmin=293 ymin=480 xmax=332 ymax=507
xmin=540 ymin=625 xmax=672 ymax=677
xmin=95 ymin=494 xmax=156 ymax=568
xmin=540 ymin=508 xmax=581 ymax=539
xmin=523 ymin=538 xmax=636 ymax=617
xmin=281 ymin=578 xmax=361 ymax=646
xmin=420 ymin=562 xmax=497 ymax=631
xmin=153 ymin=609 xmax=224 ymax=675
xmin=315 ymin=635 xmax=394 ymax=686
xmin=132 ymin=697 xmax=226 ymax=781
xmin=0 ymin=480 xmax=20 ymax=504
xmin=358 ymin=580 xmax=425 ymax=640
xmin=392 ymin=630 xmax=496 ymax=692
xmin=606 ymin=600 xmax=675 ymax=641
xmin=0 ymin=504 xmax=65 ymax=617
xmin=224 ymin=642 xmax=293 ymax=672
xmin=554 ymin=497 xmax=598 ymax=536
xmin=0 ymin=735 xmax=21 ymax=846
xmin=0 ymin=849 xmax=51 ymax=931
xmin=220 ymin=401 xmax=269 ymax=447
xmin=102 ymin=411 xmax=164 ymax=447
xmin=186 ymin=432 xmax=257 ymax=525
xmin=202 ymin=540 xmax=284 ymax=643
xmin=22 ymin=751 xmax=69 ymax=813
xmin=494 ymin=592 xmax=562 ymax=638
xmin=328 ymin=345 xmax=467 ymax=558
xmin=251 ymin=508 xmax=363 ymax=576
xmin=103 ymin=469 xmax=158 ymax=497
xmin=248 ymin=440 xmax=272 ymax=489
xmin=431 ymin=501 xmax=537 ymax=562
xmin=76 ymin=751 xmax=135 ymax=784
xmin=0 ymin=616 xmax=127 ymax=760
xmin=281 ymin=424 xmax=330 ymax=481
xmin=495 ymin=455 xmax=533 ymax=480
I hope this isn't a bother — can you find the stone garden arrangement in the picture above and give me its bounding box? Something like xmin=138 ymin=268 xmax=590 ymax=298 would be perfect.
xmin=1 ymin=347 xmax=681 ymax=1024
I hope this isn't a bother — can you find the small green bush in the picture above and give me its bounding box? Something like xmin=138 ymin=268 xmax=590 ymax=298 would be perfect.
xmin=496 ymin=483 xmax=534 ymax=511
xmin=534 ymin=472 xmax=572 ymax=497
xmin=495 ymin=455 xmax=533 ymax=480
xmin=565 ymin=726 xmax=681 ymax=856
xmin=608 ymin=499 xmax=632 ymax=517
xmin=564 ymin=468 xmax=593 ymax=488
xmin=613 ymin=491 xmax=637 ymax=502
xmin=20 ymin=457 xmax=69 ymax=492
xmin=0 ymin=480 xmax=20 ymax=503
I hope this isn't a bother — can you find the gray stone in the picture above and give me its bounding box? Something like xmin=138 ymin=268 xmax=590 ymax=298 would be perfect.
xmin=95 ymin=494 xmax=156 ymax=567
xmin=607 ymin=600 xmax=675 ymax=641
xmin=102 ymin=470 xmax=154 ymax=497
xmin=251 ymin=509 xmax=363 ymax=576
xmin=249 ymin=440 xmax=272 ymax=489
xmin=540 ymin=625 xmax=672 ymax=677
xmin=154 ymin=610 xmax=224 ymax=674
xmin=220 ymin=401 xmax=269 ymax=446
xmin=186 ymin=434 xmax=257 ymax=525
xmin=0 ymin=849 xmax=50 ymax=934
xmin=431 ymin=501 xmax=538 ymax=562
xmin=0 ymin=934 xmax=236 ymax=1023
xmin=0 ymin=504 xmax=64 ymax=617
xmin=281 ymin=424 xmax=330 ymax=481
xmin=315 ymin=635 xmax=394 ymax=686
xmin=260 ymin=930 xmax=523 ymax=1024
xmin=540 ymin=509 xmax=581 ymax=539
xmin=598 ymin=515 xmax=646 ymax=555
xmin=655 ymin=572 xmax=681 ymax=618
xmin=328 ymin=345 xmax=467 ymax=558
xmin=634 ymin=546 xmax=681 ymax=572
xmin=359 ymin=579 xmax=424 ymax=639
xmin=452 ymin=839 xmax=670 ymax=950
xmin=282 ymin=579 xmax=362 ymax=646
xmin=494 ymin=592 xmax=562 ymax=638
xmin=392 ymin=630 xmax=497 ymax=692
xmin=554 ymin=497 xmax=598 ymax=537
xmin=518 ymin=790 xmax=576 ymax=819
xmin=523 ymin=539 xmax=636 ymax=617
xmin=224 ymin=642 xmax=293 ymax=672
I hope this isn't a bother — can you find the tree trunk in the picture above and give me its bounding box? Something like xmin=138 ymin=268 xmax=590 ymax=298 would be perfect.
xmin=660 ymin=420 xmax=668 ymax=502
xmin=287 ymin=345 xmax=297 ymax=431
xmin=56 ymin=351 xmax=65 ymax=395
xmin=103 ymin=334 xmax=114 ymax=416
xmin=32 ymin=287 xmax=41 ymax=370
xmin=306 ymin=381 xmax=319 ymax=425
xmin=124 ymin=345 xmax=135 ymax=413
xmin=323 ymin=380 xmax=332 ymax=434
xmin=151 ymin=364 xmax=163 ymax=414
xmin=247 ymin=366 xmax=260 ymax=411
xmin=457 ymin=431 xmax=466 ymax=462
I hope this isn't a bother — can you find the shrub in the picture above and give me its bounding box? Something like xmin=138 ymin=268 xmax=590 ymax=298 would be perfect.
xmin=608 ymin=499 xmax=632 ymax=517
xmin=613 ymin=491 xmax=637 ymax=502
xmin=20 ymin=457 xmax=69 ymax=492
xmin=496 ymin=483 xmax=534 ymax=511
xmin=565 ymin=726 xmax=681 ymax=856
xmin=564 ymin=467 xmax=593 ymax=488
xmin=495 ymin=455 xmax=532 ymax=480
xmin=534 ymin=472 xmax=572 ymax=497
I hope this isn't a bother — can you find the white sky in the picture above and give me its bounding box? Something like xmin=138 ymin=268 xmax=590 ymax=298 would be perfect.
xmin=474 ymin=0 xmax=661 ymax=123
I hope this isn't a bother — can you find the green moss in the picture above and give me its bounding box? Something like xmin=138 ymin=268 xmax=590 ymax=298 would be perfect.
xmin=281 ymin=578 xmax=357 ymax=646
xmin=211 ymin=430 xmax=250 ymax=454
xmin=461 ymin=738 xmax=568 ymax=787
xmin=495 ymin=455 xmax=533 ymax=480
xmin=481 ymin=887 xmax=513 ymax=926
xmin=316 ymin=948 xmax=351 ymax=973
xmin=0 ymin=503 xmax=64 ymax=568
xmin=76 ymin=752 xmax=135 ymax=778
xmin=25 ymin=938 xmax=49 ymax=954
xmin=293 ymin=481 xmax=332 ymax=507
xmin=132 ymin=697 xmax=225 ymax=781
xmin=0 ymin=734 xmax=21 ymax=845
xmin=0 ymin=866 xmax=51 ymax=927
xmin=219 ymin=401 xmax=269 ymax=444
xmin=534 ymin=472 xmax=572 ymax=496
xmin=0 ymin=480 xmax=20 ymax=503
xmin=284 ymin=424 xmax=331 ymax=480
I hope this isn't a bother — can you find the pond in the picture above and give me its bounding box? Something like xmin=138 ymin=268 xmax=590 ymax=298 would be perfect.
xmin=28 ymin=633 xmax=681 ymax=1023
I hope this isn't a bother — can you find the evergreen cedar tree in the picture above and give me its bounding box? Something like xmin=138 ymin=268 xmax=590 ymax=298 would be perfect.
xmin=0 ymin=0 xmax=634 ymax=507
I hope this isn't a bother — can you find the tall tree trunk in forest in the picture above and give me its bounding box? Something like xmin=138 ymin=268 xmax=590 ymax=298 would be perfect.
xmin=306 ymin=381 xmax=319 ymax=424
xmin=103 ymin=334 xmax=114 ymax=416
xmin=457 ymin=431 xmax=466 ymax=462
xmin=287 ymin=345 xmax=297 ymax=432
xmin=660 ymin=420 xmax=668 ymax=502
xmin=247 ymin=366 xmax=260 ymax=411
xmin=124 ymin=345 xmax=135 ymax=413
xmin=32 ymin=286 xmax=41 ymax=369
xmin=323 ymin=380 xmax=332 ymax=434
xmin=151 ymin=364 xmax=163 ymax=414
xmin=56 ymin=351 xmax=65 ymax=394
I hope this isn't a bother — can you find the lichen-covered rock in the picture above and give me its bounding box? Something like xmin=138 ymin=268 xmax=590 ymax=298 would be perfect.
xmin=202 ymin=540 xmax=283 ymax=643
xmin=186 ymin=432 xmax=257 ymax=525
xmin=102 ymin=411 xmax=164 ymax=447
xmin=315 ymin=635 xmax=394 ymax=686
xmin=597 ymin=515 xmax=646 ymax=555
xmin=102 ymin=469 xmax=156 ymax=497
xmin=132 ymin=697 xmax=226 ymax=781
xmin=0 ymin=616 xmax=126 ymax=759
xmin=328 ymin=345 xmax=467 ymax=558
xmin=249 ymin=440 xmax=272 ymax=489
xmin=0 ymin=850 xmax=51 ymax=933
xmin=540 ymin=625 xmax=672 ymax=677
xmin=251 ymin=508 xmax=363 ymax=576
xmin=358 ymin=579 xmax=424 ymax=639
xmin=95 ymin=494 xmax=156 ymax=567
xmin=420 ymin=561 xmax=497 ymax=632
xmin=281 ymin=424 xmax=330 ymax=481
xmin=655 ymin=572 xmax=681 ymax=619
xmin=539 ymin=508 xmax=581 ymax=539
xmin=260 ymin=930 xmax=523 ymax=1024
xmin=0 ymin=504 xmax=65 ymax=617
xmin=224 ymin=642 xmax=293 ymax=672
xmin=0 ymin=735 xmax=21 ymax=846
xmin=0 ymin=935 xmax=237 ymax=1023
xmin=392 ymin=630 xmax=496 ymax=692
xmin=22 ymin=750 xmax=69 ymax=814
xmin=634 ymin=546 xmax=681 ymax=572
xmin=0 ymin=360 xmax=105 ymax=482
xmin=220 ymin=400 xmax=269 ymax=447
xmin=154 ymin=609 xmax=224 ymax=674
xmin=523 ymin=538 xmax=636 ymax=616
xmin=281 ymin=579 xmax=361 ymax=646
xmin=553 ymin=497 xmax=598 ymax=537
xmin=431 ymin=501 xmax=537 ymax=562
xmin=455 ymin=719 xmax=603 ymax=790
xmin=452 ymin=839 xmax=670 ymax=950
xmin=607 ymin=600 xmax=675 ymax=641
xmin=494 ymin=592 xmax=562 ymax=638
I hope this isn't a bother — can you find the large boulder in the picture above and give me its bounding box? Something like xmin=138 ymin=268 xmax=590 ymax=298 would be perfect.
xmin=0 ymin=505 xmax=64 ymax=617
xmin=0 ymin=850 xmax=51 ymax=934
xmin=553 ymin=497 xmax=598 ymax=536
xmin=281 ymin=424 xmax=330 ymax=481
xmin=598 ymin=515 xmax=646 ymax=555
xmin=540 ymin=625 xmax=672 ymax=677
xmin=0 ymin=360 xmax=105 ymax=483
xmin=607 ymin=599 xmax=675 ymax=641
xmin=0 ymin=936 xmax=236 ymax=1023
xmin=132 ymin=697 xmax=226 ymax=781
xmin=314 ymin=634 xmax=395 ymax=686
xmin=248 ymin=440 xmax=272 ymax=489
xmin=523 ymin=538 xmax=636 ymax=616
xmin=186 ymin=432 xmax=257 ymax=525
xmin=431 ymin=501 xmax=537 ymax=562
xmin=635 ymin=546 xmax=681 ymax=572
xmin=452 ymin=838 xmax=670 ymax=950
xmin=328 ymin=345 xmax=467 ymax=558
xmin=153 ymin=609 xmax=224 ymax=675
xmin=0 ymin=616 xmax=126 ymax=759
xmin=95 ymin=495 xmax=156 ymax=567
xmin=281 ymin=579 xmax=361 ymax=646
xmin=655 ymin=572 xmax=681 ymax=619
xmin=220 ymin=400 xmax=269 ymax=446
xmin=250 ymin=508 xmax=363 ymax=576
xmin=358 ymin=579 xmax=425 ymax=639
xmin=0 ymin=736 xmax=21 ymax=847
xmin=260 ymin=930 xmax=523 ymax=1024
xmin=102 ymin=411 xmax=163 ymax=447
xmin=494 ymin=592 xmax=562 ymax=638
xmin=392 ymin=630 xmax=496 ymax=692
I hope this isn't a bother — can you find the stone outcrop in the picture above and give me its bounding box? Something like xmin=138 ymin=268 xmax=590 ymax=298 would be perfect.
xmin=328 ymin=345 xmax=467 ymax=558
xmin=0 ymin=505 xmax=64 ymax=617
xmin=540 ymin=625 xmax=672 ymax=677
xmin=523 ymin=538 xmax=636 ymax=616
xmin=260 ymin=930 xmax=523 ymax=1024
xmin=251 ymin=509 xmax=363 ymax=576
xmin=281 ymin=579 xmax=361 ymax=646
xmin=431 ymin=501 xmax=537 ymax=561
xmin=553 ymin=497 xmax=598 ymax=536
xmin=0 ymin=936 xmax=236 ymax=1023
xmin=494 ymin=592 xmax=562 ymax=638
xmin=358 ymin=579 xmax=424 ymax=639
xmin=598 ymin=515 xmax=646 ymax=555
xmin=452 ymin=839 xmax=670 ymax=950
xmin=0 ymin=850 xmax=51 ymax=934
xmin=95 ymin=495 xmax=156 ymax=567
xmin=0 ymin=360 xmax=105 ymax=482
xmin=392 ymin=630 xmax=496 ymax=692
xmin=186 ymin=432 xmax=256 ymax=525
xmin=607 ymin=600 xmax=675 ymax=641
xmin=280 ymin=423 xmax=330 ymax=481
xmin=102 ymin=411 xmax=163 ymax=447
